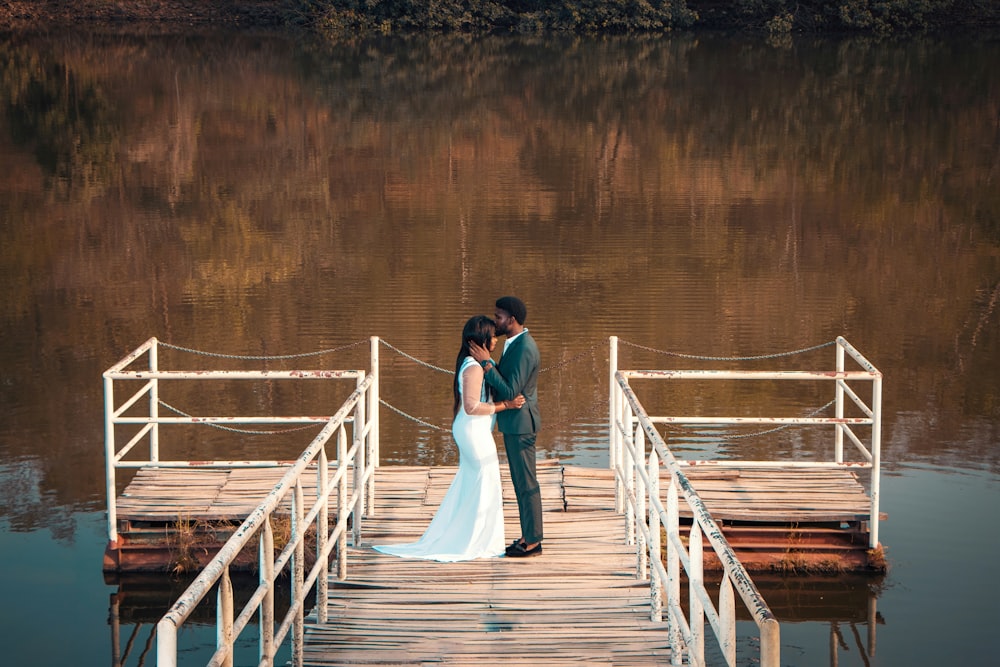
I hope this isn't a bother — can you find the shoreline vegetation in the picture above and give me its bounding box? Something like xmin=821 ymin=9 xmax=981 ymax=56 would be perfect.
xmin=1 ymin=1 xmax=998 ymax=37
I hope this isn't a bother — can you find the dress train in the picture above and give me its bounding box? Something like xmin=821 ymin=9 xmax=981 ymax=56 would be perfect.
xmin=373 ymin=356 xmax=505 ymax=561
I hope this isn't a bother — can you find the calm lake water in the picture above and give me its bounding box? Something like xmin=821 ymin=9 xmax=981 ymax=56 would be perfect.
xmin=1 ymin=28 xmax=998 ymax=666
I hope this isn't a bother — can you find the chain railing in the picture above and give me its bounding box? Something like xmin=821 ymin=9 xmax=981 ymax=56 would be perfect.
xmin=111 ymin=336 xmax=848 ymax=455
xmin=376 ymin=338 xmax=607 ymax=434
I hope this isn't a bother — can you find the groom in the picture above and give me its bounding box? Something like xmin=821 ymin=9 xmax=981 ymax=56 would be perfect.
xmin=470 ymin=296 xmax=542 ymax=557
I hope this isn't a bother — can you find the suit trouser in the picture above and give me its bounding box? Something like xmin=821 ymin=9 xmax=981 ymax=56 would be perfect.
xmin=503 ymin=432 xmax=543 ymax=544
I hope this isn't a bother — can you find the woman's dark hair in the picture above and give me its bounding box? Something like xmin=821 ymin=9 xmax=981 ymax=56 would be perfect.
xmin=453 ymin=315 xmax=496 ymax=417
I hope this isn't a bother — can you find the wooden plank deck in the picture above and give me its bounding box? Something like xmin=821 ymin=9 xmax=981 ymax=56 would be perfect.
xmin=109 ymin=461 xmax=880 ymax=576
xmin=300 ymin=462 xmax=881 ymax=664
xmin=113 ymin=461 xmax=877 ymax=527
xmin=303 ymin=462 xmax=675 ymax=666
xmin=115 ymin=466 xmax=316 ymax=522
xmin=105 ymin=459 xmax=884 ymax=659
xmin=679 ymin=466 xmax=879 ymax=523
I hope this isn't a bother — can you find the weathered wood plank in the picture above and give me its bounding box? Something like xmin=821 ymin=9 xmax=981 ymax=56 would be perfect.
xmin=302 ymin=464 xmax=672 ymax=666
xmin=113 ymin=457 xmax=878 ymax=596
xmin=291 ymin=462 xmax=876 ymax=664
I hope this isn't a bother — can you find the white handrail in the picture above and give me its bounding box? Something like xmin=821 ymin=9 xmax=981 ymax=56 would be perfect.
xmin=103 ymin=337 xmax=382 ymax=665
xmin=623 ymin=369 xmax=875 ymax=380
xmin=105 ymin=336 xmax=158 ymax=373
xmin=112 ymin=416 xmax=337 ymax=424
xmin=612 ymin=370 xmax=780 ymax=667
xmin=156 ymin=374 xmax=376 ymax=667
xmin=837 ymin=335 xmax=880 ymax=373
xmin=106 ymin=369 xmax=365 ymax=379
xmin=648 ymin=416 xmax=872 ymax=425
xmin=607 ymin=335 xmax=885 ymax=666
xmin=102 ymin=338 xmax=378 ymax=547
xmin=610 ymin=336 xmax=883 ymax=548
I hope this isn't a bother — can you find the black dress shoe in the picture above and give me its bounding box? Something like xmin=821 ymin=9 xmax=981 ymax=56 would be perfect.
xmin=505 ymin=539 xmax=525 ymax=555
xmin=506 ymin=542 xmax=542 ymax=558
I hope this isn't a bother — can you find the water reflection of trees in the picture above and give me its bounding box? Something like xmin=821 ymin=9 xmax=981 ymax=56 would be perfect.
xmin=0 ymin=42 xmax=119 ymax=194
xmin=0 ymin=30 xmax=998 ymax=525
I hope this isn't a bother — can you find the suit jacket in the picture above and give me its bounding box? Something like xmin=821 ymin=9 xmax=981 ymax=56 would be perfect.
xmin=484 ymin=330 xmax=540 ymax=435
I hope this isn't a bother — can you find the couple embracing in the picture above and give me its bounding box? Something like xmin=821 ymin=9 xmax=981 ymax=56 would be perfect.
xmin=374 ymin=296 xmax=543 ymax=561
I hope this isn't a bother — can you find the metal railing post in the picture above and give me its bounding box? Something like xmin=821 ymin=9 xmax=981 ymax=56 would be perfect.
xmin=689 ymin=521 xmax=704 ymax=664
xmin=149 ymin=338 xmax=160 ymax=463
xmin=370 ymin=336 xmax=380 ymax=470
xmin=760 ymin=618 xmax=781 ymax=667
xmin=156 ymin=619 xmax=177 ymax=667
xmin=609 ymin=336 xmax=618 ymax=472
xmin=218 ymin=568 xmax=234 ymax=667
xmin=635 ymin=422 xmax=647 ymax=577
xmin=870 ymin=374 xmax=883 ymax=548
xmin=104 ymin=374 xmax=118 ymax=543
xmin=720 ymin=574 xmax=736 ymax=666
xmin=260 ymin=518 xmax=275 ymax=663
xmin=666 ymin=479 xmax=681 ymax=666
xmin=835 ymin=340 xmax=845 ymax=462
xmin=617 ymin=390 xmax=630 ymax=514
xmin=317 ymin=445 xmax=329 ymax=625
xmin=624 ymin=413 xmax=635 ymax=546
xmin=292 ymin=480 xmax=305 ymax=666
xmin=354 ymin=374 xmax=366 ymax=548
xmin=337 ymin=426 xmax=348 ymax=580
xmin=613 ymin=385 xmax=623 ymax=513
xmin=648 ymin=450 xmax=662 ymax=623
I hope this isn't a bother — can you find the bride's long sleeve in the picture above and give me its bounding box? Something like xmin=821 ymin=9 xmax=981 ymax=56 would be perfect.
xmin=461 ymin=365 xmax=496 ymax=416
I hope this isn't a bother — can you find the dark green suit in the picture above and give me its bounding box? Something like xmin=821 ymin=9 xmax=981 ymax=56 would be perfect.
xmin=484 ymin=330 xmax=542 ymax=544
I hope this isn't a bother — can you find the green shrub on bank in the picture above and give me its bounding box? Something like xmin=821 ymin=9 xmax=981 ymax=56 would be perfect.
xmin=836 ymin=0 xmax=947 ymax=32
xmin=735 ymin=0 xmax=973 ymax=33
xmin=305 ymin=0 xmax=698 ymax=35
xmin=299 ymin=0 xmax=998 ymax=35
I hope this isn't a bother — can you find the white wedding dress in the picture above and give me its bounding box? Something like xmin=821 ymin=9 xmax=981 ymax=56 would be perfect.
xmin=373 ymin=356 xmax=506 ymax=561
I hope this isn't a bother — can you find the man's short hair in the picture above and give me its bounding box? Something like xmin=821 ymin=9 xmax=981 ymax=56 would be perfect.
xmin=496 ymin=296 xmax=527 ymax=324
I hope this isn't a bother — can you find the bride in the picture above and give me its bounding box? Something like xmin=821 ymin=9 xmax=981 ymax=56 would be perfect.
xmin=374 ymin=315 xmax=524 ymax=561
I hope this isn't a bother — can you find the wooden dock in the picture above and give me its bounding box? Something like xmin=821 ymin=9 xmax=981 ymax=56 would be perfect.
xmin=105 ymin=466 xmax=321 ymax=572
xmin=679 ymin=465 xmax=885 ymax=572
xmin=299 ymin=461 xmax=882 ymax=665
xmin=103 ymin=458 xmax=886 ymax=664
xmin=303 ymin=461 xmax=674 ymax=666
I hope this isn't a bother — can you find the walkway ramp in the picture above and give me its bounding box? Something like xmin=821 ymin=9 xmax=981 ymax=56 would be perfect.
xmin=303 ymin=462 xmax=675 ymax=666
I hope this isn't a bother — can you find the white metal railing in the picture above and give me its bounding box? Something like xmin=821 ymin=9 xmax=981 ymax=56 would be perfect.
xmin=607 ymin=335 xmax=884 ymax=667
xmin=611 ymin=373 xmax=780 ymax=667
xmin=102 ymin=337 xmax=381 ymax=666
xmin=610 ymin=336 xmax=882 ymax=547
